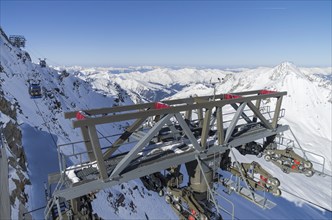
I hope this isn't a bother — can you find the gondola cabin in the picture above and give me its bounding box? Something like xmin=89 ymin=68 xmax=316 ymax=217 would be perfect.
xmin=29 ymin=83 xmax=42 ymax=98
xmin=39 ymin=58 xmax=47 ymax=68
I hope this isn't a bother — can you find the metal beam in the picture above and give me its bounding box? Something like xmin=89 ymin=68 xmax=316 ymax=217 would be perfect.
xmin=65 ymin=102 xmax=154 ymax=119
xmin=246 ymin=101 xmax=273 ymax=130
xmin=80 ymin=126 xmax=95 ymax=161
xmin=65 ymin=91 xmax=286 ymax=120
xmin=228 ymin=125 xmax=289 ymax=148
xmin=67 ymin=91 xmax=266 ymax=119
xmin=197 ymin=108 xmax=204 ymax=127
xmin=166 ymin=120 xmax=180 ymax=140
xmin=216 ymin=107 xmax=224 ymax=145
xmin=87 ymin=126 xmax=108 ymax=180
xmin=163 ymin=90 xmax=266 ymax=105
xmin=185 ymin=109 xmax=192 ymax=121
xmin=72 ymin=92 xmax=287 ymax=128
xmin=195 ymin=97 xmax=210 ymax=128
xmin=253 ymin=99 xmax=261 ymax=122
xmin=109 ymin=114 xmax=174 ymax=179
xmin=201 ymin=108 xmax=212 ymax=149
xmin=53 ymin=144 xmax=229 ymax=200
xmin=175 ymin=113 xmax=201 ymax=152
xmin=231 ymin=103 xmax=252 ymax=124
xmin=224 ymin=102 xmax=247 ymax=143
xmin=103 ymin=117 xmax=147 ymax=160
xmin=54 ymin=150 xmax=197 ymax=200
xmin=272 ymin=96 xmax=283 ymax=128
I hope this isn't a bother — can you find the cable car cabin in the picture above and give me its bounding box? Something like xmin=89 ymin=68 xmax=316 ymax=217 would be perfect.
xmin=39 ymin=58 xmax=47 ymax=68
xmin=29 ymin=84 xmax=42 ymax=98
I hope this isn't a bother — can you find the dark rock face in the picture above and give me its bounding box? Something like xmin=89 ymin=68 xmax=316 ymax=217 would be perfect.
xmin=1 ymin=94 xmax=30 ymax=206
xmin=4 ymin=121 xmax=26 ymax=170
xmin=0 ymin=94 xmax=17 ymax=120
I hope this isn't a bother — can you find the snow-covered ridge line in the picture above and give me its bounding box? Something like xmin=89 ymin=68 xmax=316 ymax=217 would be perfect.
xmin=1 ymin=29 xmax=179 ymax=219
xmin=70 ymin=62 xmax=332 ymax=214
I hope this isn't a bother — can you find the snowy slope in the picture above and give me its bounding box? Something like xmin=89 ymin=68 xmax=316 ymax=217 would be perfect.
xmin=71 ymin=62 xmax=332 ymax=218
xmin=0 ymin=31 xmax=178 ymax=219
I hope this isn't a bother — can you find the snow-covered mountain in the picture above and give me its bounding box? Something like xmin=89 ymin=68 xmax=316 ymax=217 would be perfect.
xmin=68 ymin=62 xmax=332 ymax=217
xmin=1 ymin=25 xmax=331 ymax=220
xmin=0 ymin=29 xmax=178 ymax=220
xmin=70 ymin=62 xmax=331 ymax=166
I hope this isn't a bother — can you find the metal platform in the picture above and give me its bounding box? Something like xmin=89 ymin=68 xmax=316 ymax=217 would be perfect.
xmin=222 ymin=178 xmax=276 ymax=209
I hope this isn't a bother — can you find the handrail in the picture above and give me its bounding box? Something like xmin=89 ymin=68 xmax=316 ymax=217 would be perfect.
xmin=212 ymin=189 xmax=235 ymax=220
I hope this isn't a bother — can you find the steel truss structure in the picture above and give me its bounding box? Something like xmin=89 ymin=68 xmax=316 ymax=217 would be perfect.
xmin=44 ymin=89 xmax=325 ymax=220
xmin=9 ymin=35 xmax=26 ymax=48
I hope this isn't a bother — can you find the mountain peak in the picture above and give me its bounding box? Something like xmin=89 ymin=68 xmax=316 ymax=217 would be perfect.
xmin=276 ymin=61 xmax=297 ymax=70
xmin=270 ymin=61 xmax=303 ymax=81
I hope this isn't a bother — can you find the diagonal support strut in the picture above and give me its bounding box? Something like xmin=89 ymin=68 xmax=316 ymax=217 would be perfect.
xmin=109 ymin=114 xmax=174 ymax=179
xmin=175 ymin=113 xmax=201 ymax=152
xmin=247 ymin=101 xmax=273 ymax=130
xmin=224 ymin=102 xmax=247 ymax=143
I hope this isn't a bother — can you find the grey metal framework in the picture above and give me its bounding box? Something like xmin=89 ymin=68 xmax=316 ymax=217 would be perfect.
xmin=45 ymin=89 xmax=297 ymax=219
xmin=9 ymin=35 xmax=26 ymax=48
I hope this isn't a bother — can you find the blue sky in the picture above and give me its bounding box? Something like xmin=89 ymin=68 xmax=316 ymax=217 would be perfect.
xmin=1 ymin=1 xmax=331 ymax=67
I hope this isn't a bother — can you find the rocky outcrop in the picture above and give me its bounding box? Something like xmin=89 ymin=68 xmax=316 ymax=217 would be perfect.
xmin=0 ymin=92 xmax=17 ymax=120
xmin=0 ymin=93 xmax=30 ymax=209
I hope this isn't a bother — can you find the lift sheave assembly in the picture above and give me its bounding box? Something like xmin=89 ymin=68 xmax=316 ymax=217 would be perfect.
xmin=44 ymin=89 xmax=327 ymax=220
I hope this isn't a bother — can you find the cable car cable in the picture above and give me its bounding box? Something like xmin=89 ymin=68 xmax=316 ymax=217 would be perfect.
xmin=280 ymin=188 xmax=332 ymax=212
xmin=33 ymin=100 xmax=58 ymax=147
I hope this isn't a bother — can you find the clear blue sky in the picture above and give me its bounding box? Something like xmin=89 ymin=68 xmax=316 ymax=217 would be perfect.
xmin=1 ymin=1 xmax=331 ymax=67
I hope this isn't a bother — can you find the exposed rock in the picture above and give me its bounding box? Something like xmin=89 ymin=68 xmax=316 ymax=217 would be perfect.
xmin=0 ymin=94 xmax=17 ymax=120
xmin=1 ymin=92 xmax=30 ymax=210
